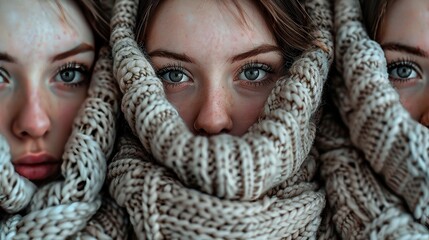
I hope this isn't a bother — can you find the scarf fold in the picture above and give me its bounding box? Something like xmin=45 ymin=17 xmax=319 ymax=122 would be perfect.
xmin=318 ymin=0 xmax=429 ymax=238
xmin=108 ymin=0 xmax=335 ymax=238
xmin=0 ymin=47 xmax=128 ymax=239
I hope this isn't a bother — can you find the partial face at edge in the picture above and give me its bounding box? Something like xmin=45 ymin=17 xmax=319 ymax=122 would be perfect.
xmin=0 ymin=0 xmax=95 ymax=183
xmin=145 ymin=0 xmax=283 ymax=136
xmin=378 ymin=0 xmax=429 ymax=126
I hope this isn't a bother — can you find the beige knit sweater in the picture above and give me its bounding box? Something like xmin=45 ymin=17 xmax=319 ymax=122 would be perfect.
xmin=107 ymin=0 xmax=335 ymax=239
xmin=0 ymin=47 xmax=128 ymax=239
xmin=318 ymin=0 xmax=429 ymax=239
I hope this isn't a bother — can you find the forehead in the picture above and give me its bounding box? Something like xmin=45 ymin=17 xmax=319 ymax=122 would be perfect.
xmin=145 ymin=0 xmax=275 ymax=54
xmin=380 ymin=0 xmax=429 ymax=44
xmin=0 ymin=0 xmax=94 ymax=59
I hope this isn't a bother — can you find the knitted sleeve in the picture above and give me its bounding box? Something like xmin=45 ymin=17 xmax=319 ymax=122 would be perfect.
xmin=318 ymin=0 xmax=429 ymax=238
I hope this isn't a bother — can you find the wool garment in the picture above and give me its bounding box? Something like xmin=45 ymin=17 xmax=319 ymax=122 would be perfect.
xmin=0 ymin=47 xmax=129 ymax=239
xmin=317 ymin=0 xmax=429 ymax=239
xmin=107 ymin=0 xmax=335 ymax=238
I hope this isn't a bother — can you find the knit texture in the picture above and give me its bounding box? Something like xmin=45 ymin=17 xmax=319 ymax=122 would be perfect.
xmin=107 ymin=0 xmax=334 ymax=238
xmin=317 ymin=0 xmax=429 ymax=239
xmin=0 ymin=47 xmax=129 ymax=239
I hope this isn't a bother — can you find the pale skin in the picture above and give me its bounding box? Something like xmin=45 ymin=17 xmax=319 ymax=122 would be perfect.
xmin=378 ymin=0 xmax=429 ymax=126
xmin=0 ymin=0 xmax=95 ymax=182
xmin=145 ymin=0 xmax=284 ymax=136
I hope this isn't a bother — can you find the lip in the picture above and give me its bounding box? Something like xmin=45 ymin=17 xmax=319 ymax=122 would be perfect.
xmin=13 ymin=153 xmax=61 ymax=181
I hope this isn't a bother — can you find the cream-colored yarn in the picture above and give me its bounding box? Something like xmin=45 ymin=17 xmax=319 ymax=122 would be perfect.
xmin=317 ymin=0 xmax=429 ymax=239
xmin=0 ymin=47 xmax=129 ymax=239
xmin=108 ymin=0 xmax=334 ymax=238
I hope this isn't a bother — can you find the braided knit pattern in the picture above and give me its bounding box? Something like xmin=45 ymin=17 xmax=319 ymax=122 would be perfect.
xmin=0 ymin=47 xmax=129 ymax=239
xmin=317 ymin=0 xmax=429 ymax=238
xmin=107 ymin=0 xmax=334 ymax=238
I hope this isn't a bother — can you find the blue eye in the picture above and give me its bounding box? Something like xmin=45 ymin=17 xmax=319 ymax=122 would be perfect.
xmin=239 ymin=67 xmax=267 ymax=81
xmin=158 ymin=66 xmax=190 ymax=84
xmin=387 ymin=61 xmax=420 ymax=81
xmin=57 ymin=69 xmax=80 ymax=83
xmin=55 ymin=63 xmax=89 ymax=86
xmin=238 ymin=63 xmax=272 ymax=82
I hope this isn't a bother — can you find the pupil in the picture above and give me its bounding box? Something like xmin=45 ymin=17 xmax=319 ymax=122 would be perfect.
xmin=398 ymin=66 xmax=411 ymax=78
xmin=169 ymin=71 xmax=183 ymax=82
xmin=245 ymin=68 xmax=259 ymax=80
xmin=61 ymin=70 xmax=75 ymax=82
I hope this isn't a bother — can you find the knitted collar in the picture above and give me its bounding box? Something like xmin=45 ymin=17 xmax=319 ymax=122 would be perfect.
xmin=0 ymin=47 xmax=128 ymax=239
xmin=318 ymin=0 xmax=429 ymax=238
xmin=108 ymin=0 xmax=334 ymax=238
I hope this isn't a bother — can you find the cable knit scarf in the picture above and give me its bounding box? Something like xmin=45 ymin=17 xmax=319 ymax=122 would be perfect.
xmin=317 ymin=0 xmax=429 ymax=239
xmin=0 ymin=47 xmax=128 ymax=239
xmin=108 ymin=0 xmax=334 ymax=238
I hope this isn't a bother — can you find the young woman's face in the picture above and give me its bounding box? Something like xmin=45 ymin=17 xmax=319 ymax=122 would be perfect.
xmin=145 ymin=0 xmax=283 ymax=136
xmin=0 ymin=0 xmax=95 ymax=182
xmin=378 ymin=0 xmax=429 ymax=126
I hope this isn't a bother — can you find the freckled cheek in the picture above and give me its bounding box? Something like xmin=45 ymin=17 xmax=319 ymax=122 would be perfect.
xmin=399 ymin=93 xmax=422 ymax=120
xmin=56 ymin=98 xmax=86 ymax=137
xmin=234 ymin=94 xmax=267 ymax=129
xmin=166 ymin=89 xmax=196 ymax=129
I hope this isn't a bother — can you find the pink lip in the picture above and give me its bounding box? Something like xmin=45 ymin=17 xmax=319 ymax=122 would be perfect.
xmin=13 ymin=153 xmax=61 ymax=181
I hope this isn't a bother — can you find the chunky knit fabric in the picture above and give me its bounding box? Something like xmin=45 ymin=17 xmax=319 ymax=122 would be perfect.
xmin=317 ymin=0 xmax=429 ymax=239
xmin=107 ymin=0 xmax=334 ymax=239
xmin=0 ymin=47 xmax=129 ymax=239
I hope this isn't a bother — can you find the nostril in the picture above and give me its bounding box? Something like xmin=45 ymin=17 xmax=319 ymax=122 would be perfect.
xmin=20 ymin=131 xmax=30 ymax=137
xmin=194 ymin=127 xmax=230 ymax=136
xmin=219 ymin=128 xmax=229 ymax=134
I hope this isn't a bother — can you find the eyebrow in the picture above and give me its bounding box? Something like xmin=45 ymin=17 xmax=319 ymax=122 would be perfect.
xmin=148 ymin=44 xmax=282 ymax=64
xmin=0 ymin=52 xmax=17 ymax=63
xmin=149 ymin=50 xmax=194 ymax=63
xmin=53 ymin=43 xmax=95 ymax=61
xmin=231 ymin=44 xmax=282 ymax=62
xmin=381 ymin=42 xmax=429 ymax=58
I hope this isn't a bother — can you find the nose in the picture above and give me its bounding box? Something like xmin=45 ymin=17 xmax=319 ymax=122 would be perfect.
xmin=12 ymin=93 xmax=51 ymax=138
xmin=193 ymin=88 xmax=233 ymax=136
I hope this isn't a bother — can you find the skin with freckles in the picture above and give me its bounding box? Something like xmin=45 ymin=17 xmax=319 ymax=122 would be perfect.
xmin=377 ymin=0 xmax=429 ymax=126
xmin=0 ymin=0 xmax=95 ymax=183
xmin=145 ymin=0 xmax=284 ymax=136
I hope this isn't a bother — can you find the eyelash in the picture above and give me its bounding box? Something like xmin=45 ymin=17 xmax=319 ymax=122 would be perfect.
xmin=156 ymin=63 xmax=189 ymax=88
xmin=156 ymin=61 xmax=277 ymax=87
xmin=236 ymin=61 xmax=275 ymax=86
xmin=55 ymin=62 xmax=90 ymax=88
xmin=386 ymin=58 xmax=421 ymax=81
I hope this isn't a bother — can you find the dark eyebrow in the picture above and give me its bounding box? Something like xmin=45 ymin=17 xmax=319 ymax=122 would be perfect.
xmin=53 ymin=43 xmax=95 ymax=61
xmin=381 ymin=43 xmax=429 ymax=58
xmin=0 ymin=52 xmax=17 ymax=63
xmin=148 ymin=50 xmax=194 ymax=63
xmin=231 ymin=44 xmax=281 ymax=62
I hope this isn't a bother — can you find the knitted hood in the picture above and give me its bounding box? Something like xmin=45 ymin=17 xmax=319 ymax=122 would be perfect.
xmin=108 ymin=0 xmax=334 ymax=238
xmin=0 ymin=47 xmax=128 ymax=239
xmin=318 ymin=0 xmax=429 ymax=238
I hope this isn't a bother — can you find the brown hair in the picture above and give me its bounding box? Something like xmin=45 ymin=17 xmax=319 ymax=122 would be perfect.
xmin=53 ymin=0 xmax=111 ymax=47
xmin=135 ymin=0 xmax=314 ymax=69
xmin=360 ymin=0 xmax=391 ymax=40
xmin=77 ymin=0 xmax=111 ymax=43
